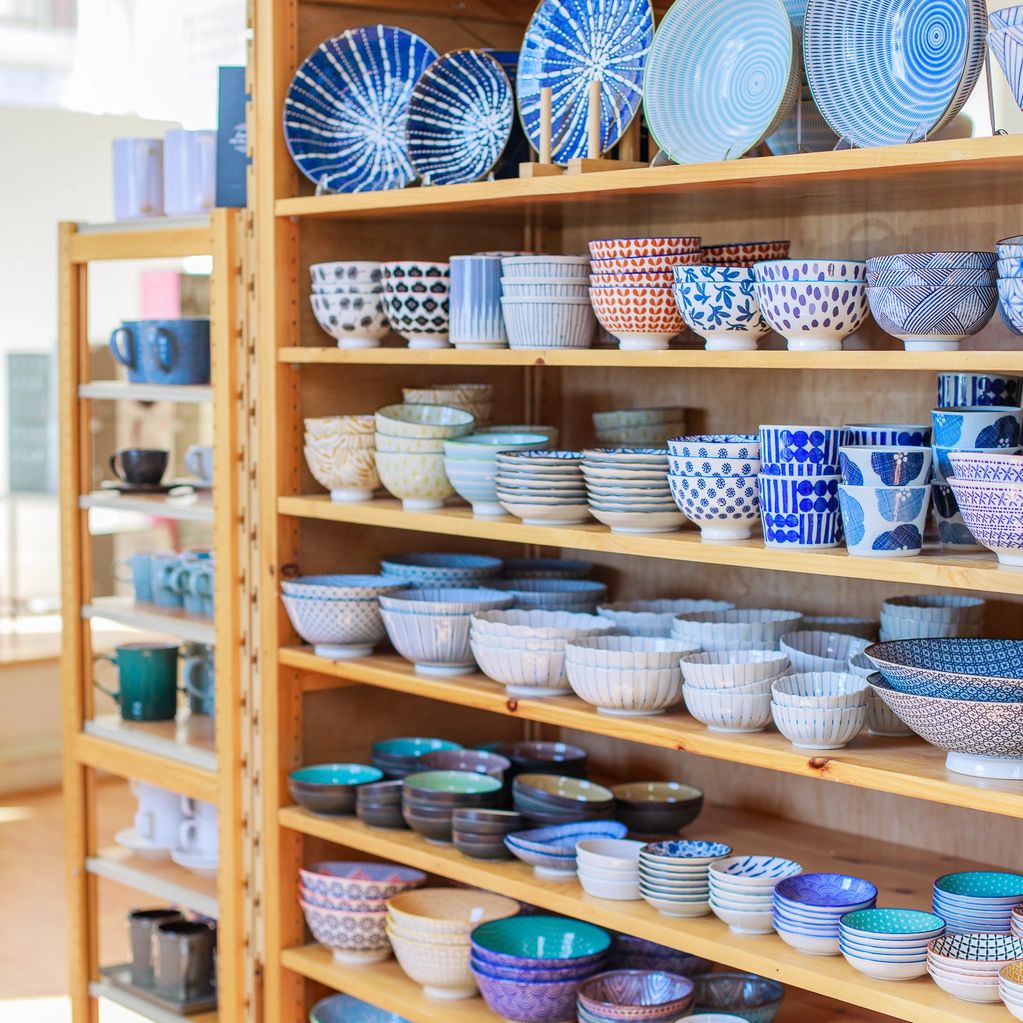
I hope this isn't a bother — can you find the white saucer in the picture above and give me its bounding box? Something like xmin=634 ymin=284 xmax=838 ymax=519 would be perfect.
xmin=171 ymin=847 xmax=219 ymax=877
xmin=115 ymin=828 xmax=172 ymax=860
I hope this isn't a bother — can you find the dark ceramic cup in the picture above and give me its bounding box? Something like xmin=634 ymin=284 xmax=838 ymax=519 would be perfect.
xmin=153 ymin=919 xmax=216 ymax=1002
xmin=129 ymin=909 xmax=183 ymax=987
xmin=110 ymin=448 xmax=169 ymax=485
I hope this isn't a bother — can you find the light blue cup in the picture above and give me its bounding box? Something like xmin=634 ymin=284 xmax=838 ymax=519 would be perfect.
xmin=151 ymin=553 xmax=186 ymax=608
xmin=171 ymin=552 xmax=214 ymax=617
xmin=838 ymin=485 xmax=931 ymax=558
xmin=112 ymin=550 xmax=167 ymax=603
xmin=450 ymin=254 xmax=507 ymax=347
xmin=163 ymin=129 xmax=216 ymax=216
xmin=112 ymin=137 xmax=163 ymax=221
xmin=183 ymin=643 xmax=215 ymax=717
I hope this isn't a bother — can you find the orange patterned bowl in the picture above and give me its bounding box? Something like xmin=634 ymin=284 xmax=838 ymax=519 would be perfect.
xmin=589 ymin=287 xmax=686 ymax=351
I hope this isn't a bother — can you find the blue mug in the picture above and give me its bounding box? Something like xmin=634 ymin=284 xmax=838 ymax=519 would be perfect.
xmin=170 ymin=553 xmax=214 ymax=618
xmin=183 ymin=643 xmax=215 ymax=717
xmin=151 ymin=553 xmax=186 ymax=609
xmin=141 ymin=319 xmax=211 ymax=385
xmin=112 ymin=551 xmax=171 ymax=604
xmin=109 ymin=321 xmax=145 ymax=383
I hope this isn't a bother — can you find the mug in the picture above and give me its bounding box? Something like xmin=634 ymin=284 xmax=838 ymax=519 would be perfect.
xmin=178 ymin=799 xmax=219 ymax=859
xmin=140 ymin=318 xmax=211 ymax=385
xmin=185 ymin=445 xmax=213 ymax=484
xmin=131 ymin=781 xmax=186 ymax=847
xmin=112 ymin=138 xmax=164 ymax=221
xmin=153 ymin=919 xmax=217 ymax=1002
xmin=109 ymin=321 xmax=145 ymax=383
xmin=170 ymin=553 xmax=215 ymax=617
xmin=151 ymin=553 xmax=186 ymax=609
xmin=183 ymin=644 xmax=215 ymax=717
xmin=449 ymin=254 xmax=507 ymax=346
xmin=128 ymin=908 xmax=182 ymax=987
xmin=94 ymin=642 xmax=180 ymax=721
xmin=111 ymin=551 xmax=168 ymax=604
xmin=110 ymin=448 xmax=168 ymax=485
xmin=163 ymin=129 xmax=217 ymax=217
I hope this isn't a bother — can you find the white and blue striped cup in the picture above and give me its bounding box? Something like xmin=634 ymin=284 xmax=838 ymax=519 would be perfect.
xmin=450 ymin=255 xmax=507 ymax=347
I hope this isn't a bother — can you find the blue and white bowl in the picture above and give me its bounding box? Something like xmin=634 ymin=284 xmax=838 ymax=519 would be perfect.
xmin=672 ymin=279 xmax=771 ymax=351
xmin=933 ymin=872 xmax=1023 ymax=934
xmin=948 ymin=477 xmax=1023 ymax=565
xmin=668 ymin=473 xmax=760 ymax=541
xmin=596 ymin=598 xmax=733 ymax=638
xmin=868 ymin=267 xmax=996 ymax=288
xmin=668 ymin=435 xmax=759 ymax=460
xmin=679 ymin=649 xmax=791 ymax=690
xmin=444 ymin=432 xmax=551 ymax=517
xmin=489 ymin=578 xmax=608 ymax=613
xmin=708 ymin=855 xmax=802 ymax=936
xmin=758 ymin=426 xmax=848 ymax=470
xmin=838 ymin=446 xmax=931 ymax=487
xmin=281 ymin=574 xmax=401 ymax=600
xmin=932 ymin=481 xmax=982 ymax=551
xmin=771 ymin=671 xmax=868 ymax=710
xmin=672 ymin=608 xmax=802 ymax=652
xmin=753 ymin=259 xmax=866 ymax=283
xmin=674 ymin=265 xmax=755 ymax=285
xmin=845 ymin=423 xmax=931 ymax=447
xmin=881 ymin=594 xmax=985 ymax=625
xmin=938 ymin=373 xmax=1023 ymax=409
xmin=868 ymin=252 xmax=997 ymax=274
xmin=310 ymin=994 xmax=414 ymax=1023
xmin=947 ymin=450 xmax=1023 ymax=483
xmin=281 ymin=592 xmax=390 ymax=659
xmin=755 ymin=279 xmax=869 ymax=352
xmin=682 ymin=685 xmax=773 ymax=733
xmin=668 ymin=455 xmax=760 ymax=476
xmin=932 ymin=406 xmax=1023 ymax=450
xmin=501 ymin=297 xmax=596 ymax=349
xmin=931 ymin=445 xmax=1023 ymax=483
xmin=505 ymin=820 xmax=627 ymax=878
xmin=868 ymin=285 xmax=997 ymax=351
xmin=778 ymin=632 xmax=870 ymax=674
xmin=770 ymin=699 xmax=865 ymax=750
xmin=772 ymin=873 xmax=876 ymax=956
xmin=757 ymin=474 xmax=842 ymax=550
xmin=837 ymin=484 xmax=931 ymax=558
xmin=449 ymin=255 xmax=509 ymax=348
xmin=380 ymin=552 xmax=503 ymax=585
xmin=998 ymin=277 xmax=1023 ymax=336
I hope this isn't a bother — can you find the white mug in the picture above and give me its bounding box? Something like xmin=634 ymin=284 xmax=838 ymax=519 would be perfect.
xmin=185 ymin=445 xmax=213 ymax=483
xmin=133 ymin=782 xmax=185 ymax=846
xmin=178 ymin=800 xmax=219 ymax=858
xmin=163 ymin=129 xmax=216 ymax=216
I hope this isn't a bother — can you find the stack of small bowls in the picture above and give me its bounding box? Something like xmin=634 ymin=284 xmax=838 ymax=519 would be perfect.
xmin=304 ymin=414 xmax=379 ymax=503
xmin=380 ymin=587 xmax=513 ymax=676
xmin=581 ymin=447 xmax=683 ymax=534
xmin=298 ymin=860 xmax=425 ymax=964
xmin=680 ymin=649 xmax=791 ymax=735
xmin=444 ymin=432 xmax=553 ymax=517
xmin=288 ymin=763 xmax=383 ymax=815
xmin=495 ymin=450 xmax=591 ymax=525
xmin=402 ymin=383 xmax=494 ymax=429
xmin=592 ymin=408 xmax=686 ymax=447
xmin=779 ymin=631 xmax=870 ymax=672
xmin=381 ymin=261 xmax=450 ymax=349
xmin=846 ymin=422 xmax=932 ymax=447
xmin=758 ymin=425 xmax=848 ymax=549
xmin=494 ymin=740 xmax=588 ymax=779
xmin=374 ymin=403 xmax=475 ymax=510
xmin=1014 ymin=904 xmax=1023 ymax=938
xmin=1002 ymin=962 xmax=1023 ymax=1019
xmin=420 ymin=748 xmax=510 ymax=779
xmin=689 ymin=972 xmax=785 ymax=1021
xmin=708 ymin=855 xmax=802 ymax=936
xmin=702 ymin=240 xmax=790 ymax=267
xmin=610 ymin=781 xmax=704 ymax=836
xmin=998 ymin=233 xmax=1023 ymax=336
xmin=565 ymin=636 xmax=695 ymax=717
xmin=470 ymin=916 xmax=611 ymax=1023
xmin=770 ymin=672 xmax=867 ymax=750
xmin=866 ymin=252 xmax=998 ymax=352
xmin=667 ymin=435 xmax=762 ymax=542
xmin=387 ymin=888 xmax=520 ymax=1000
xmin=802 ymin=615 xmax=877 ymax=640
xmin=380 ymin=552 xmax=503 ymax=585
xmin=948 ymin=450 xmax=1023 ymax=566
xmin=846 ymin=653 xmax=914 ymax=737
xmin=597 ymin=598 xmax=733 ymax=638
xmin=309 ymin=260 xmax=389 ymax=349
xmin=837 ymin=442 xmax=933 ymax=558
xmin=505 ymin=820 xmax=628 ymax=879
xmin=639 ymin=840 xmax=732 ymax=919
xmin=588 ymin=237 xmax=697 ymax=351
xmin=356 ymin=779 xmax=407 ymax=830
xmin=500 ymin=256 xmax=595 ymax=348
xmin=401 ymin=770 xmax=504 ymax=844
xmin=371 ymin=737 xmax=462 ymax=779
xmin=512 ymin=774 xmax=615 ymax=825
xmin=673 ymin=265 xmax=772 ymax=352
xmin=281 ymin=573 xmax=401 ymax=659
xmin=576 ymin=838 xmax=645 ymax=901
xmin=672 ymin=607 xmax=803 ymax=652
xmin=490 ymin=578 xmax=609 ymax=614
xmin=772 ymin=873 xmax=877 ymax=956
xmin=838 ymin=908 xmax=945 ymax=982
xmin=452 ymin=809 xmax=524 ymax=861
xmin=933 ymin=871 xmax=1023 ymax=934
xmin=927 ymin=933 xmax=1023 ymax=1003
xmin=470 ymin=608 xmax=614 ymax=698
xmin=576 ymin=969 xmax=695 ymax=1023
xmin=753 ymin=260 xmax=869 ymax=352
xmin=879 ymin=594 xmax=985 ymax=641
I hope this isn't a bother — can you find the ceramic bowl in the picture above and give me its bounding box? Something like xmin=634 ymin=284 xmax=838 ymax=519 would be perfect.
xmin=471 ymin=608 xmax=612 ymax=642
xmin=589 ymin=286 xmax=685 ymax=351
xmin=371 ymin=736 xmax=461 ymax=769
xmin=673 ymin=280 xmax=772 ymax=351
xmin=710 ymin=856 xmax=802 ymax=888
xmin=771 ymin=671 xmax=867 ymax=709
xmin=374 ymin=433 xmax=445 ymax=455
xmin=304 ymin=443 xmax=380 ymax=502
xmin=754 ymin=259 xmax=867 ymax=283
xmin=310 ymin=292 xmax=390 ymax=347
xmin=675 ymin=265 xmax=757 ymax=285
xmin=591 ymin=253 xmax=700 ymax=275
xmin=595 ymin=599 xmax=730 ymax=638
xmin=869 ymin=251 xmax=996 ymax=272
xmin=867 ymin=266 xmax=995 ymax=287
xmin=682 ymin=685 xmax=773 ymax=733
xmin=608 ymin=934 xmax=712 ymax=978
xmin=576 ymin=969 xmax=695 ymax=1021
xmin=514 ymin=774 xmax=613 ymax=809
xmin=837 ymin=483 xmax=932 ymax=559
xmin=502 ymin=256 xmax=591 ymax=278
xmin=591 ymin=406 xmax=684 ymax=429
xmin=375 ymin=451 xmax=456 ymax=510
xmin=381 ymin=260 xmax=450 ymax=280
xmin=803 ymin=616 xmax=877 ymax=641
xmin=503 ymin=281 xmax=589 ymax=298
xmin=777 ymin=633 xmax=870 ymax=674
xmin=380 ymin=291 xmax=450 ymax=347
xmin=403 ymin=770 xmax=503 ymax=803
xmin=300 ymin=902 xmax=390 ymax=963
xmin=754 ymin=279 xmax=869 ymax=351
xmin=771 ymin=700 xmax=866 ymax=749
xmin=502 ymin=558 xmax=592 ymax=580
xmin=758 ymin=425 xmax=849 ymax=470
xmin=938 ymin=372 xmax=1023 ymax=408
xmin=668 ymin=435 xmax=760 ymax=460
xmin=471 ymin=638 xmax=575 ymax=696
xmin=451 ymin=808 xmax=524 ymax=835
xmin=281 ymin=592 xmax=389 ymax=659
xmin=611 ymin=782 xmax=704 ymax=835
xmin=690 ymin=973 xmax=784 ymax=1023
xmin=504 ymin=820 xmax=628 ymax=877
xmin=1000 ymin=277 xmax=1023 ymax=335
xmin=758 ymin=475 xmax=842 ymax=550
xmin=867 ymin=285 xmax=997 ymax=350
xmin=281 ymin=574 xmax=400 ymax=600
xmin=380 ymin=553 xmax=503 ymax=586
xmin=775 ymin=872 xmax=877 ymax=914
xmin=309 ymin=995 xmax=411 ymax=1023
xmin=489 ymin=578 xmax=608 ymax=613
xmin=948 ymin=451 xmax=1023 ymax=483
xmin=387 ymin=888 xmax=518 ymax=936
xmin=473 ymin=966 xmax=596 ymax=1023
xmin=419 ymin=749 xmax=510 ymax=779
xmin=672 ymin=608 xmax=802 ymax=652
xmin=931 ymin=406 xmax=1023 ymax=450
xmin=844 ymin=424 xmax=931 ymax=448
xmin=288 ymin=763 xmax=384 ymax=814
xmin=501 ymin=297 xmax=596 ymax=349
xmin=702 ymin=240 xmax=790 ymax=265
xmin=679 ymin=650 xmax=791 ymax=690
xmin=387 ymin=928 xmax=478 ymax=999
xmin=948 ymin=477 xmax=1023 ymax=565
xmin=566 ymin=652 xmax=685 ymax=717
xmin=667 ymin=473 xmax=760 ymax=541
xmin=375 ymin=403 xmax=474 ymax=440
xmin=589 ymin=237 xmax=701 ymax=260
xmin=564 ymin=635 xmax=694 ymax=671
xmin=838 ymin=446 xmax=932 ymax=487
xmin=470 ymin=915 xmax=612 ymax=968
xmin=310 ymin=261 xmax=383 ymax=285
xmin=493 ymin=741 xmax=588 ymax=779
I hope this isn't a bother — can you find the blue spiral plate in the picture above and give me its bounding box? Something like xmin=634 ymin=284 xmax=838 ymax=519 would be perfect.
xmin=283 ymin=25 xmax=437 ymax=192
xmin=406 ymin=49 xmax=514 ymax=186
xmin=644 ymin=0 xmax=800 ymax=165
xmin=517 ymin=0 xmax=654 ymax=165
xmin=803 ymin=0 xmax=987 ymax=149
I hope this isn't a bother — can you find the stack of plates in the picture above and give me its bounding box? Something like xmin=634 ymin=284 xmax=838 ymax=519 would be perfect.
xmin=495 ymin=450 xmax=591 ymax=525
xmin=638 ymin=840 xmax=732 ymax=919
xmin=582 ymin=448 xmax=683 ymax=535
xmin=708 ymin=855 xmax=802 ymax=936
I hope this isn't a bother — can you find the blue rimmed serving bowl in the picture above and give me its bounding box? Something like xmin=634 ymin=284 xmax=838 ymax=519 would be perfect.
xmin=288 ymin=763 xmax=384 ymax=815
xmin=504 ymin=820 xmax=628 ymax=879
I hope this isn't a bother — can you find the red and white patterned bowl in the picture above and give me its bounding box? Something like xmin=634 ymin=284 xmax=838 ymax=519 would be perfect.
xmin=589 ymin=271 xmax=675 ymax=288
xmin=589 ymin=237 xmax=702 ymax=260
xmin=701 ymin=240 xmax=791 ymax=267
xmin=590 ymin=253 xmax=702 ymax=275
xmin=589 ymin=287 xmax=686 ymax=350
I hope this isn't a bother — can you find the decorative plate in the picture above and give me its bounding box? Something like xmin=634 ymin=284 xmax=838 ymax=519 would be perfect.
xmin=803 ymin=0 xmax=988 ymax=149
xmin=644 ymin=0 xmax=799 ymax=164
xmin=517 ymin=0 xmax=654 ymax=165
xmin=283 ymin=26 xmax=437 ymax=192
xmin=406 ymin=49 xmax=514 ymax=186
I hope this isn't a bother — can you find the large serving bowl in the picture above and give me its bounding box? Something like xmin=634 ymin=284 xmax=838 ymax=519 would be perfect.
xmin=282 ymin=589 xmax=392 ymax=659
xmin=288 ymin=763 xmax=384 ymax=815
xmin=779 ymin=631 xmax=870 ymax=673
xmin=867 ymin=285 xmax=997 ymax=351
xmin=690 ymin=972 xmax=784 ymax=1023
xmin=672 ymin=608 xmax=802 ymax=651
xmin=673 ymin=277 xmax=772 ymax=351
xmin=611 ymin=781 xmax=704 ymax=836
xmin=576 ymin=969 xmax=695 ymax=1022
xmin=596 ymin=598 xmax=733 ymax=638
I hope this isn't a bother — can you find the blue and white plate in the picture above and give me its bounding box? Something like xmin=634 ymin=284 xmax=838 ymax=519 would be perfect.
xmin=283 ymin=26 xmax=437 ymax=192
xmin=406 ymin=49 xmax=514 ymax=186
xmin=517 ymin=0 xmax=654 ymax=165
xmin=644 ymin=0 xmax=799 ymax=165
xmin=803 ymin=0 xmax=988 ymax=149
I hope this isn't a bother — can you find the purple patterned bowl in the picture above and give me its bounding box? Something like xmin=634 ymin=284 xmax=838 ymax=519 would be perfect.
xmin=754 ymin=280 xmax=869 ymax=352
xmin=473 ymin=966 xmax=593 ymax=1023
xmin=299 ymin=861 xmax=426 ymax=901
xmin=773 ymin=872 xmax=877 ymax=912
xmin=576 ymin=970 xmax=695 ymax=1021
xmin=753 ymin=259 xmax=867 ymax=283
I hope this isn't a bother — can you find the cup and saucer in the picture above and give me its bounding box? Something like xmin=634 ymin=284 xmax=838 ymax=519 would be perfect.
xmin=102 ymin=447 xmax=195 ymax=494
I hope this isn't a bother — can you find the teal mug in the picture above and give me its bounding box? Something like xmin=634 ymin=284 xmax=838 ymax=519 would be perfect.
xmin=94 ymin=642 xmax=180 ymax=721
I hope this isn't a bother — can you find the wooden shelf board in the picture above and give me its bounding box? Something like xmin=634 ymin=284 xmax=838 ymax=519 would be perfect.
xmin=69 ymin=215 xmax=214 ymax=263
xmin=84 ymin=596 xmax=216 ymax=645
xmin=79 ymin=380 xmax=213 ymax=404
xmin=277 ymin=496 xmax=1021 ymax=596
xmin=281 ymin=647 xmax=1023 ymax=819
xmin=279 ymin=805 xmax=1002 ymax=1023
xmin=89 ymin=976 xmax=218 ymax=1023
xmin=87 ymin=846 xmax=218 ymax=918
xmin=80 ymin=490 xmax=214 ymax=524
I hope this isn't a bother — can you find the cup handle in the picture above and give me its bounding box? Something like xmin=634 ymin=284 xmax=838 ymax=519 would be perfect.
xmin=152 ymin=327 xmax=177 ymax=372
xmin=109 ymin=453 xmax=125 ymax=481
xmin=191 ymin=570 xmax=214 ymax=597
xmin=93 ymin=653 xmax=120 ymax=701
xmin=182 ymin=660 xmax=210 ymax=699
xmin=181 ymin=795 xmax=197 ymax=818
xmin=111 ymin=558 xmax=133 ymax=583
xmin=109 ymin=327 xmax=136 ymax=370
xmin=166 ymin=564 xmax=188 ymax=595
xmin=179 ymin=819 xmax=197 ymax=851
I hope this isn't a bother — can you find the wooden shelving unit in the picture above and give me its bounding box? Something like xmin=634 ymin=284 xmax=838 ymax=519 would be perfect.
xmin=58 ymin=211 xmax=250 ymax=1022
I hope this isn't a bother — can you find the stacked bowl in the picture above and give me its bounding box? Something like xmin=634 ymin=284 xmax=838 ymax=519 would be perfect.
xmin=845 ymin=423 xmax=931 ymax=447
xmin=847 ymin=653 xmax=914 ymax=737
xmin=753 ymin=260 xmax=869 ymax=352
xmin=758 ymin=425 xmax=848 ymax=549
xmin=298 ymin=860 xmax=425 ymax=964
xmin=779 ymin=631 xmax=869 ymax=672
xmin=505 ymin=820 xmax=627 ymax=879
xmin=667 ymin=435 xmax=761 ymax=542
xmin=839 ymin=908 xmax=945 ymax=981
xmin=401 ymin=770 xmax=504 ymax=844
xmin=938 ymin=371 xmax=1023 ymax=408
xmin=381 ymin=261 xmax=450 ymax=348
xmin=701 ymin=240 xmax=790 ymax=267
xmin=356 ymin=779 xmax=407 ymax=829
xmin=380 ymin=552 xmax=503 ymax=586
xmin=386 ymin=888 xmax=519 ymax=1000
xmin=927 ymin=933 xmax=1023 ymax=1003
xmin=420 ymin=748 xmax=510 ymax=779
xmin=288 ymin=763 xmax=383 ymax=815
xmin=281 ymin=573 xmax=401 ymax=659
xmin=770 ymin=672 xmax=867 ymax=750
xmin=402 ymin=383 xmax=494 ymax=429
xmin=500 ymin=256 xmax=595 ymax=349
xmin=304 ymin=414 xmax=379 ymax=503
xmin=444 ymin=432 xmax=552 ymax=517
xmin=680 ymin=649 xmax=791 ymax=735
xmin=997 ymin=233 xmax=1023 ymax=336
xmin=452 ymin=808 xmax=524 ymax=861
xmin=866 ymin=252 xmax=998 ymax=352
xmin=576 ymin=970 xmax=695 ymax=1023
xmin=374 ymin=403 xmax=475 ymax=510
xmin=932 ymin=871 xmax=1023 ymax=934
xmin=495 ymin=450 xmax=590 ymax=525
xmin=565 ymin=636 xmax=695 ymax=717
xmin=673 ymin=265 xmax=772 ymax=352
xmin=582 ymin=448 xmax=683 ymax=534
xmin=709 ymin=856 xmax=803 ymax=936
xmin=611 ymin=781 xmax=704 ymax=836
xmin=689 ymin=972 xmax=785 ymax=1022
xmin=588 ymin=237 xmax=696 ymax=350
xmin=672 ymin=607 xmax=802 ymax=652
xmin=310 ymin=260 xmax=389 ymax=349
xmin=371 ymin=737 xmax=462 ymax=779
xmin=512 ymin=774 xmax=615 ymax=826
xmin=592 ymin=408 xmax=686 ymax=447
xmin=1002 ymin=962 xmax=1023 ymax=1019
xmin=503 ymin=557 xmax=594 ymax=580
xmin=597 ymin=598 xmax=734 ymax=638
xmin=490 ymin=578 xmax=609 ymax=614
xmin=576 ymin=838 xmax=645 ymax=901
xmin=638 ymin=840 xmax=732 ymax=919
xmin=948 ymin=450 xmax=1023 ymax=566
xmin=609 ymin=934 xmax=712 ymax=977
xmin=470 ymin=916 xmax=612 ymax=1023
xmin=772 ymin=873 xmax=877 ymax=956
xmin=495 ymin=740 xmax=588 ymax=780
xmin=470 ymin=608 xmax=615 ymax=698
xmin=879 ymin=594 xmax=985 ymax=641
xmin=1014 ymin=905 xmax=1023 ymax=938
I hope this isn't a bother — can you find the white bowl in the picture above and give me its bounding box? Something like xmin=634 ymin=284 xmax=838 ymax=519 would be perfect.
xmin=304 ymin=444 xmax=380 ymax=502
xmin=469 ymin=609 xmax=612 ymax=641
xmin=564 ymin=635 xmax=697 ymax=671
xmin=672 ymin=608 xmax=802 ymax=651
xmin=881 ymin=594 xmax=985 ymax=624
xmin=779 ymin=631 xmax=871 ymax=673
xmin=641 ymin=891 xmax=711 ymax=918
xmin=708 ymin=901 xmax=774 ymax=935
xmin=577 ymin=872 xmax=642 ymax=901
xmin=375 ymin=451 xmax=454 ymax=510
xmin=771 ymin=701 xmax=866 ymax=749
xmin=566 ymin=662 xmax=683 ymax=716
xmin=774 ymin=926 xmax=840 ymax=956
xmin=770 ymin=672 xmax=869 ymax=709
xmin=679 ymin=650 xmax=791 ymax=689
xmin=282 ymin=593 xmax=387 ymax=659
xmin=682 ymin=685 xmax=772 ymax=733
xmin=500 ymin=298 xmax=596 ymax=349
xmin=497 ymin=497 xmax=592 ymax=526
xmin=596 ymin=599 xmax=733 ymax=637
xmin=589 ymin=507 xmax=686 ymax=535
xmin=375 ymin=403 xmax=475 ymax=439
xmin=469 ymin=639 xmax=571 ymax=696
xmin=576 ymin=838 xmax=644 ymax=871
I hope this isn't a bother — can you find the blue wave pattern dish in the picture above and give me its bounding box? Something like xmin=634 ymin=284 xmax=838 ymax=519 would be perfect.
xmin=643 ymin=0 xmax=799 ymax=164
xmin=803 ymin=0 xmax=988 ymax=149
xmin=284 ymin=26 xmax=437 ymax=192
xmin=406 ymin=50 xmax=514 ymax=186
xmin=517 ymin=0 xmax=653 ymax=165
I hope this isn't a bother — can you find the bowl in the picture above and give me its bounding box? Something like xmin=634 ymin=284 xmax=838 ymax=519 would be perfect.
xmin=770 ymin=672 xmax=868 ymax=709
xmin=758 ymin=475 xmax=843 ymax=549
xmin=937 ymin=372 xmax=1023 ymax=408
xmin=303 ymin=441 xmax=380 ymax=501
xmin=493 ymin=741 xmax=588 ymax=778
xmin=948 ymin=477 xmax=1023 ymax=565
xmin=588 ymin=286 xmax=685 ymax=351
xmin=754 ymin=279 xmax=869 ymax=351
xmin=310 ymin=292 xmax=389 ymax=347
xmin=611 ymin=782 xmax=703 ymax=835
xmin=576 ymin=970 xmax=694 ymax=1020
xmin=608 ymin=934 xmax=713 ymax=977
xmin=867 ymin=285 xmax=997 ymax=351
xmin=947 ymin=450 xmax=1023 ymax=483
xmin=566 ymin=658 xmax=684 ymax=717
xmin=931 ymin=406 xmax=1023 ymax=449
xmin=682 ymin=686 xmax=773 ymax=733
xmin=505 ymin=820 xmax=628 ymax=878
xmin=838 ymin=446 xmax=932 ymax=487
xmin=419 ymin=749 xmax=510 ymax=779
xmin=281 ymin=592 xmax=389 ymax=659
xmin=380 ymin=553 xmax=503 ymax=586
xmin=667 ymin=474 xmax=760 ymax=541
xmin=690 ymin=972 xmax=784 ymax=1023
xmin=502 ymin=256 xmax=591 ymax=278
xmin=673 ymin=280 xmax=771 ymax=351
xmin=387 ymin=927 xmax=478 ymax=999
xmin=672 ymin=608 xmax=802 ymax=651
xmin=375 ymin=403 xmax=473 ymax=440
xmin=387 ymin=888 xmax=518 ymax=935
xmin=403 ymin=770 xmax=503 ymax=802
xmin=758 ymin=425 xmax=849 ymax=469
xmin=702 ymin=240 xmax=790 ymax=265
xmin=501 ymin=297 xmax=596 ymax=349
xmin=471 ymin=915 xmax=612 ymax=968
xmin=668 ymin=434 xmax=759 ymax=459
xmin=309 ymin=995 xmax=411 ymax=1023
xmin=753 ymin=259 xmax=867 ymax=283
xmin=771 ymin=700 xmax=865 ymax=749
xmin=300 ymin=901 xmax=390 ymax=963
xmin=288 ymin=763 xmax=384 ymax=814
xmin=596 ymin=599 xmax=733 ymax=638
xmin=589 ymin=237 xmax=701 ymax=260
xmin=310 ymin=261 xmax=383 ymax=284
xmin=679 ymin=650 xmax=791 ymax=690
xmin=374 ymin=451 xmax=456 ymax=509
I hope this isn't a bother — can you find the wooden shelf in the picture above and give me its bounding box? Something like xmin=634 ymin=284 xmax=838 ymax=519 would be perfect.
xmin=282 ymin=647 xmax=1023 ymax=819
xmin=278 ymin=495 xmax=1020 ymax=596
xmin=80 ymin=490 xmax=214 ymax=523
xmin=90 ymin=977 xmax=218 ymax=1023
xmin=84 ymin=596 xmax=216 ymax=645
xmin=69 ymin=215 xmax=213 ymax=263
xmin=86 ymin=846 xmax=218 ymax=918
xmin=79 ymin=380 xmax=213 ymax=403
xmin=279 ymin=805 xmax=1000 ymax=1023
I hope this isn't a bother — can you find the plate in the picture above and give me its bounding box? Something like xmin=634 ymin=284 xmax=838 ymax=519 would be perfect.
xmin=283 ymin=25 xmax=437 ymax=192
xmin=644 ymin=0 xmax=799 ymax=164
xmin=171 ymin=847 xmax=219 ymax=877
xmin=803 ymin=0 xmax=988 ymax=149
xmin=406 ymin=49 xmax=514 ymax=186
xmin=517 ymin=0 xmax=654 ymax=165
